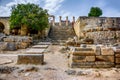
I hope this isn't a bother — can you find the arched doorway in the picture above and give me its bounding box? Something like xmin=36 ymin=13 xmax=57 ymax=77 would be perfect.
xmin=0 ymin=22 xmax=5 ymax=33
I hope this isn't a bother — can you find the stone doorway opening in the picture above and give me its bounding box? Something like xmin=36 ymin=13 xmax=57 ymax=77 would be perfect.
xmin=0 ymin=22 xmax=5 ymax=33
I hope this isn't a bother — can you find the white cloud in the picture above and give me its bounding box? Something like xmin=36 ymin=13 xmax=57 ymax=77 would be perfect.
xmin=0 ymin=0 xmax=65 ymax=17
xmin=0 ymin=6 xmax=11 ymax=16
xmin=0 ymin=0 xmax=43 ymax=17
xmin=43 ymin=0 xmax=64 ymax=14
xmin=60 ymin=10 xmax=71 ymax=17
xmin=55 ymin=10 xmax=75 ymax=22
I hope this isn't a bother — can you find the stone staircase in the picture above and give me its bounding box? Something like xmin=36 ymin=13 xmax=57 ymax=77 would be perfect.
xmin=48 ymin=23 xmax=76 ymax=42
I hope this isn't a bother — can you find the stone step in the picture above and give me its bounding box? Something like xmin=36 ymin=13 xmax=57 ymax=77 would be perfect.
xmin=32 ymin=45 xmax=49 ymax=48
xmin=37 ymin=42 xmax=51 ymax=45
xmin=49 ymin=25 xmax=75 ymax=40
xmin=17 ymin=54 xmax=44 ymax=65
xmin=26 ymin=48 xmax=45 ymax=54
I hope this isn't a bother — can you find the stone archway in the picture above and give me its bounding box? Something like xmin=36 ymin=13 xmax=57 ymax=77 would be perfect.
xmin=0 ymin=22 xmax=5 ymax=33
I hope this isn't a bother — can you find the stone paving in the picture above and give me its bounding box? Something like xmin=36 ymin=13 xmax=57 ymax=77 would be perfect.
xmin=37 ymin=42 xmax=51 ymax=45
xmin=32 ymin=45 xmax=49 ymax=48
xmin=26 ymin=48 xmax=45 ymax=54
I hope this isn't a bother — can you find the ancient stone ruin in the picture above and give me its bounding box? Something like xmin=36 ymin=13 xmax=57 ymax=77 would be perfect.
xmin=0 ymin=16 xmax=120 ymax=69
xmin=74 ymin=16 xmax=120 ymax=44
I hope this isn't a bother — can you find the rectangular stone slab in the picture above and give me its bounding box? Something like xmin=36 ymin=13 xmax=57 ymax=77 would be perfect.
xmin=101 ymin=47 xmax=114 ymax=55
xmin=74 ymin=47 xmax=94 ymax=51
xmin=115 ymin=54 xmax=120 ymax=58
xmin=94 ymin=62 xmax=115 ymax=68
xmin=26 ymin=49 xmax=45 ymax=54
xmin=115 ymin=58 xmax=120 ymax=63
xmin=72 ymin=51 xmax=95 ymax=56
xmin=95 ymin=46 xmax=101 ymax=55
xmin=69 ymin=62 xmax=95 ymax=68
xmin=32 ymin=45 xmax=49 ymax=48
xmin=96 ymin=56 xmax=114 ymax=62
xmin=37 ymin=42 xmax=51 ymax=45
xmin=71 ymin=55 xmax=95 ymax=62
xmin=17 ymin=54 xmax=44 ymax=65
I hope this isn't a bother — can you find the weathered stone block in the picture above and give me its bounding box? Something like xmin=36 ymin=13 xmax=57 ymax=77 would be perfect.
xmin=32 ymin=45 xmax=48 ymax=48
xmin=96 ymin=56 xmax=114 ymax=62
xmin=17 ymin=54 xmax=44 ymax=65
xmin=95 ymin=46 xmax=101 ymax=55
xmin=101 ymin=47 xmax=114 ymax=55
xmin=3 ymin=38 xmax=15 ymax=42
xmin=72 ymin=55 xmax=95 ymax=62
xmin=0 ymin=42 xmax=7 ymax=50
xmin=4 ymin=42 xmax=17 ymax=51
xmin=38 ymin=42 xmax=51 ymax=45
xmin=69 ymin=62 xmax=94 ymax=68
xmin=20 ymin=42 xmax=29 ymax=49
xmin=115 ymin=54 xmax=120 ymax=58
xmin=75 ymin=47 xmax=94 ymax=51
xmin=115 ymin=64 xmax=120 ymax=68
xmin=72 ymin=51 xmax=95 ymax=56
xmin=94 ymin=62 xmax=115 ymax=68
xmin=115 ymin=58 xmax=120 ymax=63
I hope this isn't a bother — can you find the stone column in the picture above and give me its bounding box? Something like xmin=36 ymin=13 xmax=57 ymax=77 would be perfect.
xmin=73 ymin=16 xmax=75 ymax=23
xmin=52 ymin=16 xmax=55 ymax=26
xmin=59 ymin=16 xmax=62 ymax=26
xmin=66 ymin=16 xmax=68 ymax=26
xmin=72 ymin=16 xmax=75 ymax=27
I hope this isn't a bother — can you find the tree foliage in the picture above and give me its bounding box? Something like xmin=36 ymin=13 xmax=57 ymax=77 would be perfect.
xmin=88 ymin=7 xmax=102 ymax=17
xmin=10 ymin=3 xmax=49 ymax=32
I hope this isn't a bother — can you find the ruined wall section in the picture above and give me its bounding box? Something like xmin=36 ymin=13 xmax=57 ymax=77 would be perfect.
xmin=86 ymin=31 xmax=120 ymax=44
xmin=74 ymin=17 xmax=120 ymax=44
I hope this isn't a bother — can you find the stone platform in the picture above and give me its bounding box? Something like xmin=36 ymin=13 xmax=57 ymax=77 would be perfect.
xmin=68 ymin=45 xmax=120 ymax=68
xmin=37 ymin=42 xmax=51 ymax=45
xmin=17 ymin=54 xmax=44 ymax=65
xmin=32 ymin=45 xmax=49 ymax=48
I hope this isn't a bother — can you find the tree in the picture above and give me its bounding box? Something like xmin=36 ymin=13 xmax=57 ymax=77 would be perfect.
xmin=88 ymin=7 xmax=102 ymax=17
xmin=10 ymin=3 xmax=49 ymax=35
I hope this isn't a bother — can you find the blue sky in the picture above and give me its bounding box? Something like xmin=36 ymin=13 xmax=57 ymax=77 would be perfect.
xmin=0 ymin=0 xmax=120 ymax=21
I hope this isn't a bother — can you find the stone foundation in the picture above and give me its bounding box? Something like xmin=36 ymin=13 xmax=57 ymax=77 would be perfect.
xmin=69 ymin=45 xmax=120 ymax=68
xmin=3 ymin=36 xmax=32 ymax=50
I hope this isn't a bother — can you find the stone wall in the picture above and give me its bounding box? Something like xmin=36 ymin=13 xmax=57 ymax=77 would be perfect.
xmin=0 ymin=36 xmax=33 ymax=51
xmin=74 ymin=16 xmax=120 ymax=44
xmin=0 ymin=17 xmax=10 ymax=35
xmin=86 ymin=31 xmax=120 ymax=44
xmin=68 ymin=45 xmax=120 ymax=68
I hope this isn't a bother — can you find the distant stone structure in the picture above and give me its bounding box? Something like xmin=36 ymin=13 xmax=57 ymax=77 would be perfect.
xmin=0 ymin=16 xmax=75 ymax=37
xmin=74 ymin=16 xmax=120 ymax=44
xmin=48 ymin=16 xmax=76 ymax=41
xmin=0 ymin=17 xmax=10 ymax=35
xmin=1 ymin=16 xmax=120 ymax=44
xmin=49 ymin=16 xmax=75 ymax=27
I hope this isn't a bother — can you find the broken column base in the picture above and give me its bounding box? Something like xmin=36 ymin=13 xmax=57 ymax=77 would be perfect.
xmin=17 ymin=54 xmax=44 ymax=65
